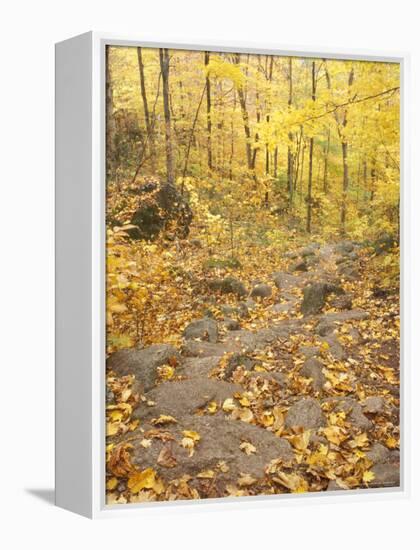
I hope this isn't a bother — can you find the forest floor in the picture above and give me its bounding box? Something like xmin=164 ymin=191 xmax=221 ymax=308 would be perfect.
xmin=105 ymin=237 xmax=400 ymax=504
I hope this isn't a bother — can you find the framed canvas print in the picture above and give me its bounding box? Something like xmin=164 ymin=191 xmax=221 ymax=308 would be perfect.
xmin=55 ymin=32 xmax=408 ymax=518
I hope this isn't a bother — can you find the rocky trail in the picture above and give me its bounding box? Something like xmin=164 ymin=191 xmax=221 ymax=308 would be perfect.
xmin=106 ymin=240 xmax=400 ymax=504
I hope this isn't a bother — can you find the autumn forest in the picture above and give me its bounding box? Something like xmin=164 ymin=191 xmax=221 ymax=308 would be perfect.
xmin=105 ymin=47 xmax=400 ymax=504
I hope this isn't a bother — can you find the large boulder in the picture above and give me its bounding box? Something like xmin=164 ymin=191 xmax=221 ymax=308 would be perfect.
xmin=183 ymin=318 xmax=218 ymax=343
xmin=327 ymin=397 xmax=373 ymax=431
xmin=250 ymin=283 xmax=272 ymax=299
xmin=107 ymin=344 xmax=181 ymax=392
xmin=300 ymin=358 xmax=325 ymax=392
xmin=337 ymin=261 xmax=359 ymax=280
xmin=127 ymin=181 xmax=192 ymax=240
xmin=366 ymin=442 xmax=392 ymax=465
xmin=369 ymin=463 xmax=400 ymax=488
xmin=134 ymin=378 xmax=242 ymax=421
xmin=285 ymin=397 xmax=326 ymax=430
xmin=180 ymin=356 xmax=221 ymax=379
xmin=301 ymin=282 xmax=343 ymax=316
xmin=272 ymin=272 xmax=301 ymax=291
xmin=317 ymin=309 xmax=368 ymax=328
xmin=362 ymin=396 xmax=385 ymax=414
xmin=208 ymin=277 xmax=247 ymax=297
xmin=291 ymin=260 xmax=308 ymax=272
xmin=127 ymin=415 xmax=294 ymax=487
xmin=335 ymin=241 xmax=354 ymax=254
xmin=330 ymin=294 xmax=353 ymax=310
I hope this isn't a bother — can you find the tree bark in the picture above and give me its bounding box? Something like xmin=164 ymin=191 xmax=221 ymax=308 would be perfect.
xmin=322 ymin=129 xmax=330 ymax=193
xmin=233 ymin=53 xmax=253 ymax=171
xmin=137 ymin=47 xmax=156 ymax=172
xmin=204 ymin=51 xmax=213 ymax=171
xmin=159 ymin=48 xmax=175 ymax=184
xmin=287 ymin=57 xmax=294 ymax=204
xmin=105 ymin=46 xmax=116 ymax=179
xmin=325 ymin=62 xmax=354 ymax=234
xmin=306 ymin=61 xmax=316 ymax=233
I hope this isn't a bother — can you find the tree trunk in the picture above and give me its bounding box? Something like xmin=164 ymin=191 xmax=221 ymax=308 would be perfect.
xmin=159 ymin=48 xmax=175 ymax=184
xmin=204 ymin=51 xmax=213 ymax=171
xmin=233 ymin=53 xmax=253 ymax=171
xmin=287 ymin=57 xmax=294 ymax=204
xmin=105 ymin=46 xmax=116 ymax=179
xmin=137 ymin=47 xmax=156 ymax=171
xmin=322 ymin=129 xmax=330 ymax=193
xmin=325 ymin=62 xmax=354 ymax=234
xmin=306 ymin=61 xmax=316 ymax=233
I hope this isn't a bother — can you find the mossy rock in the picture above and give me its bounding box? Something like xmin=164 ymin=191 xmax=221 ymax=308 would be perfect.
xmin=204 ymin=257 xmax=242 ymax=270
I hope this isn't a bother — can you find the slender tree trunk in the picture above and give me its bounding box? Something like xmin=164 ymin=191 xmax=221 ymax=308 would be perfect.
xmin=204 ymin=51 xmax=213 ymax=171
xmin=273 ymin=147 xmax=278 ymax=178
xmin=159 ymin=48 xmax=174 ymax=184
xmin=306 ymin=61 xmax=316 ymax=233
xmin=322 ymin=129 xmax=330 ymax=193
xmin=340 ymin=68 xmax=354 ymax=233
xmin=106 ymin=46 xmax=116 ymax=179
xmin=233 ymin=54 xmax=253 ymax=171
xmin=287 ymin=57 xmax=294 ymax=204
xmin=325 ymin=62 xmax=354 ymax=235
xmin=137 ymin=47 xmax=156 ymax=171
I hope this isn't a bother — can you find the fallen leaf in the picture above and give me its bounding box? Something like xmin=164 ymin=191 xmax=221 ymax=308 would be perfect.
xmin=239 ymin=441 xmax=257 ymax=455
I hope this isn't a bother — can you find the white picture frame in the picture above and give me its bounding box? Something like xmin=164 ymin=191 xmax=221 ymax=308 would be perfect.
xmin=55 ymin=31 xmax=410 ymax=519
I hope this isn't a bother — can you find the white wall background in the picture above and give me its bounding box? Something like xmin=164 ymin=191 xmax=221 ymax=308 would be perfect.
xmin=0 ymin=0 xmax=418 ymax=547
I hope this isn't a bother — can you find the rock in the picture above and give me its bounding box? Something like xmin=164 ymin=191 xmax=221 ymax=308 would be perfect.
xmin=372 ymin=233 xmax=397 ymax=255
xmin=225 ymin=330 xmax=258 ymax=353
xmin=223 ymin=353 xmax=255 ymax=379
xmin=180 ymin=356 xmax=221 ymax=379
xmin=250 ymin=283 xmax=272 ymax=299
xmin=366 ymin=442 xmax=392 ymax=465
xmin=208 ymin=277 xmax=247 ymax=297
xmin=330 ymin=294 xmax=353 ymax=310
xmin=127 ymin=415 xmax=294 ymax=486
xmin=223 ymin=318 xmax=241 ymax=331
xmin=335 ymin=241 xmax=354 ymax=254
xmin=248 ymin=370 xmax=288 ymax=387
xmin=331 ymin=398 xmax=373 ymax=431
xmin=337 ymin=262 xmax=359 ymax=280
xmin=272 ymin=272 xmax=301 ymax=291
xmin=301 ymin=247 xmax=316 ymax=257
xmin=300 ymin=358 xmax=325 ymax=392
xmin=107 ymin=344 xmax=181 ymax=392
xmin=128 ymin=181 xmax=192 ymax=240
xmin=299 ymin=345 xmax=320 ymax=359
xmin=306 ymin=255 xmax=320 ymax=267
xmin=315 ymin=320 xmax=335 ymax=337
xmin=284 ymin=250 xmax=299 ymax=259
xmin=301 ymin=282 xmax=344 ymax=316
xmin=318 ymin=310 xmax=368 ymax=325
xmin=183 ymin=341 xmax=240 ymax=358
xmin=362 ymin=396 xmax=385 ymax=414
xmin=291 ymin=260 xmax=308 ymax=272
xmin=285 ymin=397 xmax=326 ymax=430
xmin=134 ymin=378 xmax=242 ymax=421
xmin=369 ymin=463 xmax=400 ymax=488
xmin=270 ymin=302 xmax=295 ymax=314
xmin=321 ymin=335 xmax=345 ymax=360
xmin=183 ymin=318 xmax=218 ymax=343
xmin=327 ymin=480 xmax=348 ymax=491
xmin=348 ymin=327 xmax=361 ymax=343
xmin=190 ymin=238 xmax=203 ymax=248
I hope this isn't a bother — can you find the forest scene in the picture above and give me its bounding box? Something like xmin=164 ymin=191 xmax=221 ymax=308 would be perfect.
xmin=105 ymin=46 xmax=400 ymax=505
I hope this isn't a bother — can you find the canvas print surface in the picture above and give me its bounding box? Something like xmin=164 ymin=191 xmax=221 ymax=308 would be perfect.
xmin=105 ymin=46 xmax=400 ymax=505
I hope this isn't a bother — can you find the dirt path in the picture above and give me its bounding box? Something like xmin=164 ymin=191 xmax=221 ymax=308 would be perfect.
xmin=106 ymin=241 xmax=400 ymax=503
